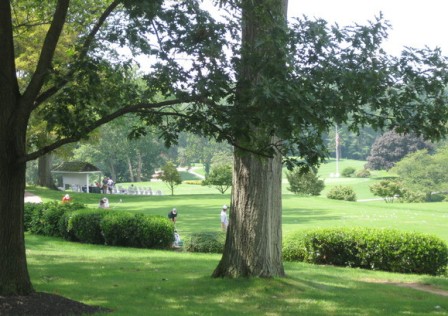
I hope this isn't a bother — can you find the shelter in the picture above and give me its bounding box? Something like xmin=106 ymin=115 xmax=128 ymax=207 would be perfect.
xmin=51 ymin=161 xmax=102 ymax=193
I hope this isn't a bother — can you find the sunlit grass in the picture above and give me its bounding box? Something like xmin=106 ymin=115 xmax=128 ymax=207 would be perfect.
xmin=26 ymin=234 xmax=448 ymax=315
xmin=23 ymin=159 xmax=448 ymax=314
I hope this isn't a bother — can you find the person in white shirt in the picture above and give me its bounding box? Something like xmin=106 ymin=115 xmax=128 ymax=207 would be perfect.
xmin=220 ymin=205 xmax=228 ymax=232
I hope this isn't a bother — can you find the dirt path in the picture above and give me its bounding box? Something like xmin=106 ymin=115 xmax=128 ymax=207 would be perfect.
xmin=24 ymin=191 xmax=43 ymax=203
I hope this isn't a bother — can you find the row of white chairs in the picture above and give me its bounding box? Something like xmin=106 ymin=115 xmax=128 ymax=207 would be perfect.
xmin=116 ymin=185 xmax=163 ymax=196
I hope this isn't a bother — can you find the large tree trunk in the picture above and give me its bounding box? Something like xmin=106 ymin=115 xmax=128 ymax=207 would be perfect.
xmin=0 ymin=153 xmax=33 ymax=295
xmin=213 ymin=144 xmax=284 ymax=277
xmin=213 ymin=0 xmax=288 ymax=278
xmin=37 ymin=153 xmax=57 ymax=189
xmin=0 ymin=0 xmax=34 ymax=295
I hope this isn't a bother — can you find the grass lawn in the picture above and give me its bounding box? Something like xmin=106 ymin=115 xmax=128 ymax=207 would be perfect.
xmin=23 ymin=159 xmax=448 ymax=315
xmin=27 ymin=234 xmax=448 ymax=316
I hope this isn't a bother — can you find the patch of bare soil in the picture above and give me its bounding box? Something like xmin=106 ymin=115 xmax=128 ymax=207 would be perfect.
xmin=363 ymin=279 xmax=448 ymax=297
xmin=0 ymin=292 xmax=111 ymax=316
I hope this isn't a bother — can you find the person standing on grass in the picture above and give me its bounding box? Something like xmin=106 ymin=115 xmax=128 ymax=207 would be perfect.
xmin=168 ymin=208 xmax=177 ymax=223
xmin=220 ymin=205 xmax=228 ymax=232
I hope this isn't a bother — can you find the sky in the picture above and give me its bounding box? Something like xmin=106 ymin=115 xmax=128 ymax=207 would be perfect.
xmin=288 ymin=1 xmax=448 ymax=56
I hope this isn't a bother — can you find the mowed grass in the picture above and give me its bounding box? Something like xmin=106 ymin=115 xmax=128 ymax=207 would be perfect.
xmin=24 ymin=160 xmax=448 ymax=315
xmin=27 ymin=234 xmax=448 ymax=316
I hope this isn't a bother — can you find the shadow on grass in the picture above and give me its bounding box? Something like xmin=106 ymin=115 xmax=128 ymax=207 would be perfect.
xmin=26 ymin=234 xmax=448 ymax=315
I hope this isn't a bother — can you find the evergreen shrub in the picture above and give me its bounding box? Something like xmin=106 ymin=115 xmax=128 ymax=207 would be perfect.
xmin=326 ymin=185 xmax=357 ymax=201
xmin=185 ymin=232 xmax=226 ymax=253
xmin=283 ymin=228 xmax=448 ymax=275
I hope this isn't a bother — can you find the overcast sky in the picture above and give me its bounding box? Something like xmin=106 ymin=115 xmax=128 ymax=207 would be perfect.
xmin=288 ymin=1 xmax=448 ymax=56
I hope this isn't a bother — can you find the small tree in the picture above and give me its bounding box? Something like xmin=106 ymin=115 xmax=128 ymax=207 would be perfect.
xmin=203 ymin=164 xmax=232 ymax=194
xmin=160 ymin=161 xmax=182 ymax=196
xmin=369 ymin=180 xmax=402 ymax=203
xmin=286 ymin=169 xmax=325 ymax=196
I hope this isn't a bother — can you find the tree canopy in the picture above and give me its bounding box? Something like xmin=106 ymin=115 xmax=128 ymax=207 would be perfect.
xmin=366 ymin=130 xmax=433 ymax=170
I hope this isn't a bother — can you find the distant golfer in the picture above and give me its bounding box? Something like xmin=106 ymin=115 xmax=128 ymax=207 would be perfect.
xmin=168 ymin=208 xmax=177 ymax=223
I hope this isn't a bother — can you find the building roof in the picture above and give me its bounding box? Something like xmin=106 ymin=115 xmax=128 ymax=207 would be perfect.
xmin=52 ymin=161 xmax=101 ymax=173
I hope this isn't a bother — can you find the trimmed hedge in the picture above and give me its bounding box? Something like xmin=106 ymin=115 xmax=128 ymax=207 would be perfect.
xmin=25 ymin=201 xmax=86 ymax=236
xmin=283 ymin=228 xmax=448 ymax=275
xmin=25 ymin=201 xmax=174 ymax=250
xmin=67 ymin=209 xmax=111 ymax=244
xmin=185 ymin=231 xmax=226 ymax=253
xmin=101 ymin=212 xmax=173 ymax=249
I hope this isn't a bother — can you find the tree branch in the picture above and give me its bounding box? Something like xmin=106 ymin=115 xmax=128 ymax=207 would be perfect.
xmin=33 ymin=0 xmax=122 ymax=110
xmin=21 ymin=97 xmax=202 ymax=163
xmin=21 ymin=0 xmax=70 ymax=109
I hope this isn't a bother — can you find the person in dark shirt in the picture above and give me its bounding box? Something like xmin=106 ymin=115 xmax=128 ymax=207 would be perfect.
xmin=168 ymin=208 xmax=177 ymax=223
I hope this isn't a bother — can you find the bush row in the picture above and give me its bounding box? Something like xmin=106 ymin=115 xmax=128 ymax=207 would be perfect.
xmin=283 ymin=227 xmax=448 ymax=275
xmin=25 ymin=202 xmax=174 ymax=249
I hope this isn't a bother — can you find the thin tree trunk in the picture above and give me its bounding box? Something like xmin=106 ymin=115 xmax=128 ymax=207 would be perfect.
xmin=136 ymin=150 xmax=142 ymax=182
xmin=108 ymin=160 xmax=117 ymax=182
xmin=127 ymin=155 xmax=135 ymax=182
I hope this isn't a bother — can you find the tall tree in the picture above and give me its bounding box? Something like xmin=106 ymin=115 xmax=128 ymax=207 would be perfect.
xmin=213 ymin=0 xmax=289 ymax=277
xmin=211 ymin=0 xmax=448 ymax=278
xmin=0 ymin=0 xmax=232 ymax=295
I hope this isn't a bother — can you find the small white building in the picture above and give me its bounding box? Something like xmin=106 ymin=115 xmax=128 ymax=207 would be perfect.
xmin=51 ymin=161 xmax=102 ymax=193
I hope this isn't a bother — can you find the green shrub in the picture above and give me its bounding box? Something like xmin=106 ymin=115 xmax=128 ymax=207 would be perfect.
xmin=185 ymin=232 xmax=226 ymax=253
xmin=398 ymin=188 xmax=427 ymax=203
xmin=283 ymin=228 xmax=448 ymax=275
xmin=69 ymin=209 xmax=111 ymax=244
xmin=25 ymin=201 xmax=87 ymax=236
xmin=286 ymin=169 xmax=325 ymax=196
xmin=101 ymin=212 xmax=173 ymax=249
xmin=341 ymin=167 xmax=356 ymax=177
xmin=355 ymin=169 xmax=370 ymax=178
xmin=326 ymin=185 xmax=357 ymax=201
xmin=24 ymin=202 xmax=45 ymax=233
xmin=58 ymin=211 xmax=79 ymax=242
xmin=370 ymin=180 xmax=402 ymax=203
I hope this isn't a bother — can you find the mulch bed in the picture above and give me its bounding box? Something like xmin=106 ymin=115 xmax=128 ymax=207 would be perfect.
xmin=0 ymin=292 xmax=111 ymax=316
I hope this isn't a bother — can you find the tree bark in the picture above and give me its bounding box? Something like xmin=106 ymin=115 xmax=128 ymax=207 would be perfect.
xmin=37 ymin=153 xmax=57 ymax=189
xmin=0 ymin=0 xmax=34 ymax=295
xmin=127 ymin=155 xmax=135 ymax=182
xmin=213 ymin=144 xmax=285 ymax=277
xmin=213 ymin=0 xmax=288 ymax=278
xmin=136 ymin=150 xmax=143 ymax=182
